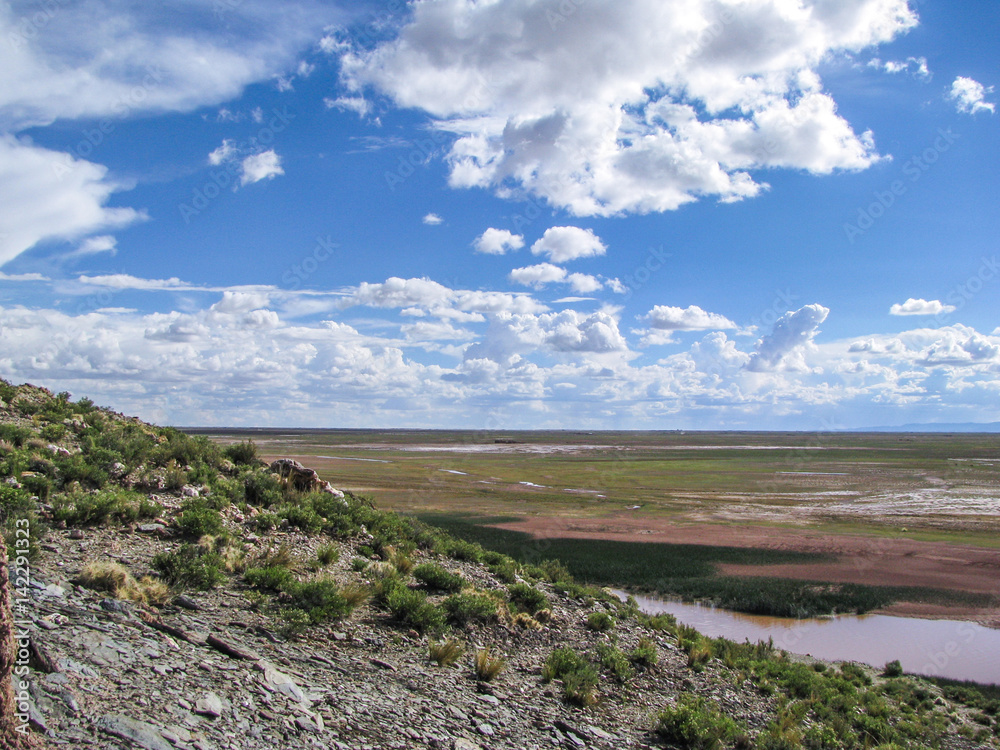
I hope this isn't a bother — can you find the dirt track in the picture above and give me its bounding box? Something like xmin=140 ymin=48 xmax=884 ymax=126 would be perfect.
xmin=492 ymin=513 xmax=1000 ymax=627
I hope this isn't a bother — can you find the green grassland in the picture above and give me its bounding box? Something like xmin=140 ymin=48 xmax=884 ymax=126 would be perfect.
xmin=186 ymin=428 xmax=1000 ymax=617
xmin=191 ymin=427 xmax=1000 ymax=544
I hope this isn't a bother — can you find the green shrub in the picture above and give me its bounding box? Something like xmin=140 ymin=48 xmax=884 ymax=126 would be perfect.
xmin=413 ymin=563 xmax=464 ymax=593
xmin=595 ymin=641 xmax=634 ymax=683
xmin=251 ymin=512 xmax=280 ymax=532
xmin=443 ymin=592 xmax=499 ymax=625
xmin=278 ymin=608 xmax=311 ymax=638
xmin=630 ymin=637 xmax=659 ymax=669
xmin=284 ymin=578 xmax=352 ymax=623
xmin=243 ymin=470 xmax=283 ymax=507
xmin=176 ymin=501 xmax=224 ymax=538
xmin=586 ymin=611 xmax=614 ymax=632
xmin=446 ymin=538 xmax=482 ymax=563
xmin=224 ymin=440 xmax=259 ymax=466
xmin=385 ymin=586 xmax=445 ymax=633
xmin=0 ymin=425 xmax=32 ymax=448
xmin=508 ymin=582 xmax=547 ymax=613
xmin=21 ymin=474 xmax=52 ymax=502
xmin=316 ymin=543 xmax=340 ymax=566
xmin=52 ymin=489 xmax=160 ymax=526
xmin=562 ymin=665 xmax=600 ymax=707
xmin=54 ymin=454 xmax=107 ymax=489
xmin=542 ymin=648 xmax=599 ymax=706
xmin=244 ymin=565 xmax=295 ymax=592
xmin=152 ymin=545 xmax=225 ymax=590
xmin=163 ymin=463 xmax=187 ymax=491
xmin=883 ymin=659 xmax=904 ymax=678
xmin=276 ymin=503 xmax=323 ymax=533
xmin=655 ymin=695 xmax=742 ymax=750
xmin=543 ymin=647 xmax=588 ymax=682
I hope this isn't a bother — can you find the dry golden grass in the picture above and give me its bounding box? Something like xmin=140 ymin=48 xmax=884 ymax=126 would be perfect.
xmin=473 ymin=647 xmax=506 ymax=681
xmin=76 ymin=561 xmax=170 ymax=606
xmin=428 ymin=638 xmax=465 ymax=667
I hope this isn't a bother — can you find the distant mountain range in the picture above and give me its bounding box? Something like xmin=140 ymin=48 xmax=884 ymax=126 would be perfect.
xmin=848 ymin=422 xmax=1000 ymax=433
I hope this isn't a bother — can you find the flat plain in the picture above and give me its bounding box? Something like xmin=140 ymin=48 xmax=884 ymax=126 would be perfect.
xmin=191 ymin=428 xmax=1000 ymax=624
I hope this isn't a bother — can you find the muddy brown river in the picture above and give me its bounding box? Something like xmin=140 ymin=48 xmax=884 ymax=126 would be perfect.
xmin=616 ymin=591 xmax=1000 ymax=685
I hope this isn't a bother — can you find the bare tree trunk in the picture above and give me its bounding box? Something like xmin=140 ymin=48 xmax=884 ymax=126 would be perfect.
xmin=0 ymin=535 xmax=43 ymax=749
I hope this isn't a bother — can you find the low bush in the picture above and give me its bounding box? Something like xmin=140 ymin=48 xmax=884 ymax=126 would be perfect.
xmin=316 ymin=542 xmax=340 ymax=566
xmin=508 ymin=582 xmax=547 ymax=614
xmin=655 ymin=695 xmax=743 ymax=750
xmin=413 ymin=563 xmax=464 ymax=593
xmin=284 ymin=577 xmax=353 ymax=623
xmin=586 ymin=611 xmax=614 ymax=632
xmin=52 ymin=489 xmax=161 ymax=526
xmin=152 ymin=545 xmax=226 ymax=590
xmin=883 ymin=659 xmax=904 ymax=678
xmin=176 ymin=501 xmax=225 ymax=539
xmin=542 ymin=647 xmax=599 ymax=706
xmin=224 ymin=440 xmax=259 ymax=466
xmin=244 ymin=565 xmax=295 ymax=592
xmin=443 ymin=592 xmax=499 ymax=625
xmin=630 ymin=637 xmax=659 ymax=669
xmin=595 ymin=641 xmax=634 ymax=683
xmin=385 ymin=585 xmax=445 ymax=633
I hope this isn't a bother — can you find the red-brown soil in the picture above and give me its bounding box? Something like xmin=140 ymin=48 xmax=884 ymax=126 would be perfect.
xmin=491 ymin=513 xmax=1000 ymax=627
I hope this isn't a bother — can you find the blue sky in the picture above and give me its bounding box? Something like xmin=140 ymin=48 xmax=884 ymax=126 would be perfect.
xmin=0 ymin=0 xmax=997 ymax=429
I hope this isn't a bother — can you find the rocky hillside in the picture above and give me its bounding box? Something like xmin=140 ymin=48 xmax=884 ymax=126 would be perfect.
xmin=1 ymin=380 xmax=997 ymax=750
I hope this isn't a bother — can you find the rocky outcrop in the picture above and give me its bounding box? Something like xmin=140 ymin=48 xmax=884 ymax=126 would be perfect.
xmin=269 ymin=459 xmax=345 ymax=499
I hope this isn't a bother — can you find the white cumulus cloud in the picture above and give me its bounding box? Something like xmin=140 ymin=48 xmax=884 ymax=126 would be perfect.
xmin=240 ymin=150 xmax=284 ymax=186
xmin=889 ymin=298 xmax=956 ymax=316
xmin=642 ymin=305 xmax=737 ymax=331
xmin=530 ymin=227 xmax=606 ymax=263
xmin=949 ymin=77 xmax=995 ymax=115
xmin=337 ymin=0 xmax=914 ymax=216
xmin=0 ymin=135 xmax=144 ymax=266
xmin=474 ymin=228 xmax=524 ymax=255
xmin=747 ymin=304 xmax=829 ymax=372
xmin=509 ymin=263 xmax=567 ymax=289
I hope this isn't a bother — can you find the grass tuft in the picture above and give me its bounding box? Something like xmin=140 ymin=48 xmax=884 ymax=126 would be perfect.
xmin=473 ymin=647 xmax=506 ymax=682
xmin=428 ymin=638 xmax=464 ymax=667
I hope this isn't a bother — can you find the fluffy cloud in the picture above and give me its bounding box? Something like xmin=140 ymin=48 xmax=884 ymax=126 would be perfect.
xmin=422 ymin=213 xmax=443 ymax=225
xmin=337 ymin=0 xmax=914 ymax=216
xmin=889 ymin=298 xmax=956 ymax=316
xmin=509 ymin=263 xmax=567 ymax=289
xmin=346 ymin=277 xmax=453 ymax=310
xmin=464 ymin=309 xmax=629 ymax=365
xmin=949 ymin=77 xmax=995 ymax=115
xmin=0 ymin=1 xmax=342 ymax=131
xmin=0 ymin=136 xmax=145 ymax=266
xmin=240 ymin=150 xmax=284 ymax=186
xmin=642 ymin=305 xmax=737 ymax=331
xmin=3 ymin=296 xmax=1000 ymax=428
xmin=530 ymin=227 xmax=606 ymax=263
xmin=747 ymin=304 xmax=829 ymax=372
xmin=473 ymin=228 xmax=524 ymax=255
xmin=871 ymin=56 xmax=930 ymax=79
